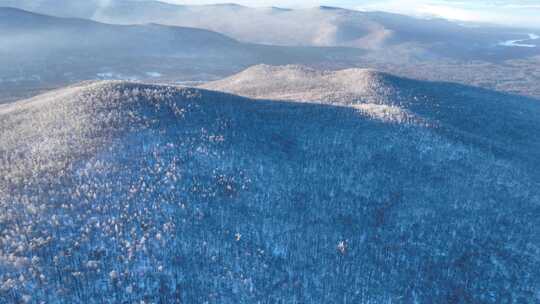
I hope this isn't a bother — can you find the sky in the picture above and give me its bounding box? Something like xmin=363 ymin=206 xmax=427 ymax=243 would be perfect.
xmin=162 ymin=0 xmax=540 ymax=28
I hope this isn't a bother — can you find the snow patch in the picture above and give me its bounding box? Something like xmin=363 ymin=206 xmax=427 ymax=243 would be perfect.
xmin=499 ymin=33 xmax=538 ymax=48
xmin=0 ymin=75 xmax=41 ymax=83
xmin=97 ymin=72 xmax=139 ymax=81
xmin=145 ymin=72 xmax=162 ymax=78
xmin=352 ymin=103 xmax=416 ymax=124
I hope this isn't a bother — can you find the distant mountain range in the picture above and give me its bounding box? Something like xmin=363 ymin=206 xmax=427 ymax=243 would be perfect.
xmin=0 ymin=1 xmax=519 ymax=44
xmin=1 ymin=0 xmax=538 ymax=59
xmin=1 ymin=2 xmax=540 ymax=102
xmin=0 ymin=7 xmax=362 ymax=101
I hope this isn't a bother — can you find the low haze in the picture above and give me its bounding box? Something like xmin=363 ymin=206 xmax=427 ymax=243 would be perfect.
xmin=165 ymin=0 xmax=540 ymax=28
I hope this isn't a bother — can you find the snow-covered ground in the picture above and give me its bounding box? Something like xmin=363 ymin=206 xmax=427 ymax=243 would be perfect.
xmin=97 ymin=72 xmax=139 ymax=81
xmin=1 ymin=78 xmax=539 ymax=303
xmin=96 ymin=71 xmax=163 ymax=81
xmin=498 ymin=33 xmax=539 ymax=48
xmin=0 ymin=75 xmax=42 ymax=83
xmin=145 ymin=72 xmax=163 ymax=78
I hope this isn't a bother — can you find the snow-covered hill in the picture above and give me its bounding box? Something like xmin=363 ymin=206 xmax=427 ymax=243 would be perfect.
xmin=202 ymin=64 xmax=401 ymax=105
xmin=1 ymin=80 xmax=539 ymax=303
xmin=204 ymin=64 xmax=540 ymax=166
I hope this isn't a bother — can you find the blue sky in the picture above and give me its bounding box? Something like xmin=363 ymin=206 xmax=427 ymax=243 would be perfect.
xmin=163 ymin=0 xmax=540 ymax=28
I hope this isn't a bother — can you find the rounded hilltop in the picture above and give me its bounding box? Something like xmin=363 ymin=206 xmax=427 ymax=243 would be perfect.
xmin=203 ymin=64 xmax=401 ymax=105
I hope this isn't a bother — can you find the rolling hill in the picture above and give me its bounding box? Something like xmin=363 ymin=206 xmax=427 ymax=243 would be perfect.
xmin=203 ymin=64 xmax=540 ymax=169
xmin=1 ymin=79 xmax=539 ymax=302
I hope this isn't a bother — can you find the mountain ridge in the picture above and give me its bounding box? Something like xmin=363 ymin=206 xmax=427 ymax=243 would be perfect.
xmin=203 ymin=64 xmax=540 ymax=169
